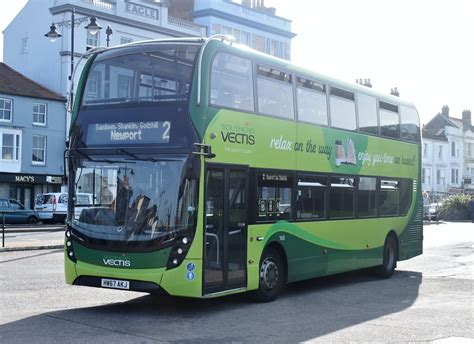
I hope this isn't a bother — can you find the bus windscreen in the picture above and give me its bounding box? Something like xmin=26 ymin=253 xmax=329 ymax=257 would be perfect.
xmin=81 ymin=44 xmax=199 ymax=107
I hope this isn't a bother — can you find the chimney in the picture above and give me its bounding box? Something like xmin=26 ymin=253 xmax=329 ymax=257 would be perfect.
xmin=462 ymin=109 xmax=472 ymax=127
xmin=441 ymin=105 xmax=449 ymax=116
xmin=390 ymin=87 xmax=400 ymax=97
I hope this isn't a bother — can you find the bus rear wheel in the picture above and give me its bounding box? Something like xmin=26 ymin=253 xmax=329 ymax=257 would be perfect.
xmin=253 ymin=247 xmax=285 ymax=302
xmin=374 ymin=235 xmax=398 ymax=278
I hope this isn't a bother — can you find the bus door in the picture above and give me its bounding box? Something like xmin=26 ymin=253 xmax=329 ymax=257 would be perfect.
xmin=204 ymin=165 xmax=248 ymax=294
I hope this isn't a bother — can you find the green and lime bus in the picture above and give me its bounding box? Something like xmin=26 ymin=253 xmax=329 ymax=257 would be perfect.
xmin=65 ymin=36 xmax=422 ymax=301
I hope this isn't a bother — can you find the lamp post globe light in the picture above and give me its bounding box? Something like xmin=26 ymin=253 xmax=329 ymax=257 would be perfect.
xmin=44 ymin=9 xmax=111 ymax=111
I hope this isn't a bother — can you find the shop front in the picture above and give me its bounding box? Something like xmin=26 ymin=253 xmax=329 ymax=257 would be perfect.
xmin=0 ymin=173 xmax=63 ymax=210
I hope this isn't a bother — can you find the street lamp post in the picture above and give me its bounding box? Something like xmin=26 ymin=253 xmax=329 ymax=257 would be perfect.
xmin=106 ymin=25 xmax=113 ymax=47
xmin=45 ymin=8 xmax=103 ymax=112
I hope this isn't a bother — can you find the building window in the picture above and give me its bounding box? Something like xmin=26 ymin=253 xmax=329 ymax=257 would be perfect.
xmin=252 ymin=34 xmax=265 ymax=52
xmin=0 ymin=98 xmax=12 ymax=121
xmin=436 ymin=169 xmax=445 ymax=185
xmin=438 ymin=145 xmax=443 ymax=160
xmin=1 ymin=133 xmax=20 ymax=161
xmin=86 ymin=31 xmax=99 ymax=48
xmin=32 ymin=135 xmax=46 ymax=165
xmin=451 ymin=169 xmax=459 ymax=184
xmin=222 ymin=26 xmax=232 ymax=36
xmin=451 ymin=141 xmax=459 ymax=157
xmin=468 ymin=143 xmax=472 ymax=157
xmin=120 ymin=37 xmax=133 ymax=45
xmin=422 ymin=168 xmax=431 ymax=185
xmin=211 ymin=23 xmax=221 ymax=35
xmin=423 ymin=143 xmax=428 ymax=158
xmin=241 ymin=31 xmax=251 ymax=46
xmin=21 ymin=37 xmax=28 ymax=54
xmin=33 ymin=103 xmax=47 ymax=126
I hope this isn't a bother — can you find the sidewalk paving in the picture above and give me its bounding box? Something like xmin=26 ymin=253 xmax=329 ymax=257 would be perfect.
xmin=0 ymin=226 xmax=65 ymax=252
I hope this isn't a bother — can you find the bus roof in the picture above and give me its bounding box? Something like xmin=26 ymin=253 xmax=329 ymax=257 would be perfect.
xmin=85 ymin=35 xmax=417 ymax=110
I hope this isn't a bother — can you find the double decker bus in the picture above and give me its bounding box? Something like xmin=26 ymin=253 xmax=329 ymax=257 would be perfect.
xmin=65 ymin=36 xmax=422 ymax=301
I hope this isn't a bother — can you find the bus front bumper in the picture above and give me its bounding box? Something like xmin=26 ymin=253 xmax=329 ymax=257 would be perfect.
xmin=73 ymin=275 xmax=168 ymax=295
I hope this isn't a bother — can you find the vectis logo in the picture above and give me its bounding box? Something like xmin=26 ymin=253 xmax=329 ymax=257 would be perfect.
xmin=102 ymin=258 xmax=131 ymax=267
xmin=220 ymin=124 xmax=255 ymax=145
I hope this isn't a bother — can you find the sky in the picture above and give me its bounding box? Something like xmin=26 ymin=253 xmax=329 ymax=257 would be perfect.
xmin=1 ymin=0 xmax=473 ymax=125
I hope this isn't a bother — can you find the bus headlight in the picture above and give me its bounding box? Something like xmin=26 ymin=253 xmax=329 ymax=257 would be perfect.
xmin=166 ymin=232 xmax=194 ymax=269
xmin=65 ymin=229 xmax=76 ymax=263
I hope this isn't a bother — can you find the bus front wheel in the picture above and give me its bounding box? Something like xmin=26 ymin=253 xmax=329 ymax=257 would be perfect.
xmin=253 ymin=247 xmax=285 ymax=302
xmin=374 ymin=235 xmax=398 ymax=278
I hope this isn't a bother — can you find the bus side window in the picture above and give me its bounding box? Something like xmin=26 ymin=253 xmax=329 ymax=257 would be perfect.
xmin=357 ymin=93 xmax=378 ymax=135
xmin=329 ymin=176 xmax=355 ymax=219
xmin=210 ymin=53 xmax=254 ymax=112
xmin=379 ymin=102 xmax=400 ymax=139
xmin=296 ymin=76 xmax=328 ymax=126
xmin=329 ymin=87 xmax=356 ymax=131
xmin=257 ymin=172 xmax=293 ymax=222
xmin=379 ymin=179 xmax=399 ymax=216
xmin=400 ymin=106 xmax=420 ymax=142
xmin=296 ymin=175 xmax=327 ymax=220
xmin=257 ymin=65 xmax=294 ymax=120
xmin=358 ymin=176 xmax=377 ymax=217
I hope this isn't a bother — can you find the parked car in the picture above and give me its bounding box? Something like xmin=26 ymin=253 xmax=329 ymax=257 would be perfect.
xmin=424 ymin=202 xmax=442 ymax=221
xmin=0 ymin=198 xmax=39 ymax=224
xmin=34 ymin=193 xmax=68 ymax=223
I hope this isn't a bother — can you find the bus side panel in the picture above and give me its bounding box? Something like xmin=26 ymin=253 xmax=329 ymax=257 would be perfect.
xmin=266 ymin=231 xmax=328 ymax=283
xmin=160 ymin=259 xmax=203 ymax=298
xmin=399 ymin=200 xmax=424 ymax=260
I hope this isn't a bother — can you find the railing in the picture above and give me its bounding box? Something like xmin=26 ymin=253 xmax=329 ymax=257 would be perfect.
xmin=79 ymin=0 xmax=114 ymax=10
xmin=168 ymin=16 xmax=207 ymax=36
xmin=215 ymin=0 xmax=291 ymax=29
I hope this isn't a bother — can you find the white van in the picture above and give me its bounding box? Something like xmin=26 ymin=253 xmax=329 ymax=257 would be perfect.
xmin=34 ymin=193 xmax=68 ymax=223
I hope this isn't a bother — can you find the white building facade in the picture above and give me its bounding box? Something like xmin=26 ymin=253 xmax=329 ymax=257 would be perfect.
xmin=421 ymin=106 xmax=473 ymax=198
xmin=192 ymin=0 xmax=294 ymax=60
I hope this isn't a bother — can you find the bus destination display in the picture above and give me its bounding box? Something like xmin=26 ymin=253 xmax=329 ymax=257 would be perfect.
xmin=86 ymin=121 xmax=171 ymax=145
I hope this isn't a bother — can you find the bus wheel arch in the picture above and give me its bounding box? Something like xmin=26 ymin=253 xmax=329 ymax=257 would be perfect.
xmin=265 ymin=241 xmax=288 ymax=285
xmin=374 ymin=230 xmax=399 ymax=278
xmin=252 ymin=241 xmax=287 ymax=302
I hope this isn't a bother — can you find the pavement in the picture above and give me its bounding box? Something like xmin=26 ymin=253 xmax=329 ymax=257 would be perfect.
xmin=0 ymin=224 xmax=65 ymax=252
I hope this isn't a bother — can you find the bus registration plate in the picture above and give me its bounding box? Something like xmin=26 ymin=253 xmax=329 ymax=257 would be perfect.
xmin=101 ymin=278 xmax=130 ymax=290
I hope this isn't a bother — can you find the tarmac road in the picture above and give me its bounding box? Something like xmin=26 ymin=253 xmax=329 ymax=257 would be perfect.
xmin=0 ymin=222 xmax=472 ymax=343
